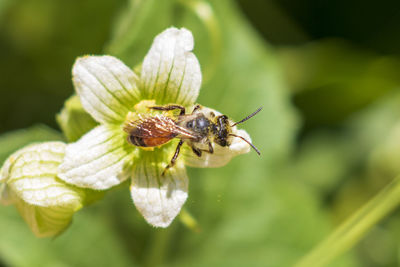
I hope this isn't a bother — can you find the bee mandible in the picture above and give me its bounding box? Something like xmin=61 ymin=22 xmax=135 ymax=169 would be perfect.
xmin=124 ymin=104 xmax=262 ymax=175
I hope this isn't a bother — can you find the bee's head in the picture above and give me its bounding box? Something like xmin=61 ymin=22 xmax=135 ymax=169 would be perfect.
xmin=215 ymin=107 xmax=263 ymax=155
xmin=214 ymin=115 xmax=231 ymax=147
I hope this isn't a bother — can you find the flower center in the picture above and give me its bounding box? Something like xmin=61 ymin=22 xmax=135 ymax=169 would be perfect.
xmin=123 ymin=100 xmax=179 ymax=152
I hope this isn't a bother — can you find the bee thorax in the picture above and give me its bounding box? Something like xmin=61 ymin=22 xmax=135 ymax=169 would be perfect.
xmin=180 ymin=114 xmax=211 ymax=137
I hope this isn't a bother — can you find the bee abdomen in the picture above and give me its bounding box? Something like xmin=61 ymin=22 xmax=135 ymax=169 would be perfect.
xmin=129 ymin=135 xmax=147 ymax=147
xmin=128 ymin=135 xmax=176 ymax=147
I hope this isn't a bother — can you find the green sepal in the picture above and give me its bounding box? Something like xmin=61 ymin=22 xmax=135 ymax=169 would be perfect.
xmin=56 ymin=94 xmax=98 ymax=142
xmin=82 ymin=189 xmax=106 ymax=206
xmin=14 ymin=196 xmax=80 ymax=238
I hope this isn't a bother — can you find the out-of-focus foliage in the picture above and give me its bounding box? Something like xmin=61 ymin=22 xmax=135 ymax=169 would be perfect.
xmin=0 ymin=0 xmax=124 ymax=133
xmin=280 ymin=40 xmax=400 ymax=129
xmin=0 ymin=204 xmax=135 ymax=267
xmin=0 ymin=125 xmax=63 ymax=164
xmin=1 ymin=0 xmax=400 ymax=266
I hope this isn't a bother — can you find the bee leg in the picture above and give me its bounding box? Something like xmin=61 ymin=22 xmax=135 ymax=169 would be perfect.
xmin=191 ymin=104 xmax=201 ymax=114
xmin=150 ymin=105 xmax=186 ymax=115
xmin=201 ymin=142 xmax=214 ymax=154
xmin=207 ymin=142 xmax=214 ymax=154
xmin=191 ymin=146 xmax=202 ymax=157
xmin=162 ymin=140 xmax=184 ymax=176
xmin=190 ymin=141 xmax=213 ymax=158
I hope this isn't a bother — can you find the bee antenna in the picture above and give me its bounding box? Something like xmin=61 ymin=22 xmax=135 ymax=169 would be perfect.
xmin=231 ymin=107 xmax=263 ymax=127
xmin=229 ymin=134 xmax=261 ymax=155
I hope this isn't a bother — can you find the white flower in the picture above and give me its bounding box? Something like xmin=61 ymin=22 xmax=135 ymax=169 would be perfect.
xmin=0 ymin=142 xmax=84 ymax=237
xmin=58 ymin=27 xmax=252 ymax=228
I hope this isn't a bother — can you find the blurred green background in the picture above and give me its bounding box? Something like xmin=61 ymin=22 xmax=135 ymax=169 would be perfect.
xmin=1 ymin=0 xmax=400 ymax=266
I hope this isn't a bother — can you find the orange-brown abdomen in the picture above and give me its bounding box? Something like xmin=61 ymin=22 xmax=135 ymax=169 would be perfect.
xmin=126 ymin=116 xmax=179 ymax=147
xmin=131 ymin=136 xmax=174 ymax=147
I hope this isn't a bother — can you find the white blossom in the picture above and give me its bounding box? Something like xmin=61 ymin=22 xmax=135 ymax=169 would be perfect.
xmin=0 ymin=142 xmax=83 ymax=237
xmin=58 ymin=27 xmax=251 ymax=227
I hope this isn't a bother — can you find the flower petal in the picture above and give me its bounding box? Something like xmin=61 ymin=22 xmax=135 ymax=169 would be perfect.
xmin=0 ymin=183 xmax=14 ymax=205
xmin=184 ymin=129 xmax=252 ymax=168
xmin=141 ymin=27 xmax=201 ymax=106
xmin=58 ymin=125 xmax=136 ymax=190
xmin=5 ymin=142 xmax=83 ymax=209
xmin=14 ymin=198 xmax=77 ymax=238
xmin=130 ymin=152 xmax=188 ymax=227
xmin=73 ymin=55 xmax=141 ymax=124
xmin=0 ymin=145 xmax=27 ymax=183
xmin=1 ymin=142 xmax=85 ymax=237
xmin=1 ymin=145 xmax=33 ymax=205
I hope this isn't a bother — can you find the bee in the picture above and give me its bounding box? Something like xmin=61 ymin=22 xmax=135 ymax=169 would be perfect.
xmin=124 ymin=104 xmax=261 ymax=175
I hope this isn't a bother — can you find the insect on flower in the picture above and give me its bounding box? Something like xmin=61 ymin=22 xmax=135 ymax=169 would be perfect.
xmin=58 ymin=28 xmax=259 ymax=228
xmin=124 ymin=104 xmax=262 ymax=175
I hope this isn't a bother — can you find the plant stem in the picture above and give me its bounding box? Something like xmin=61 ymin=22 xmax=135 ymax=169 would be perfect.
xmin=295 ymin=175 xmax=400 ymax=267
xmin=143 ymin=224 xmax=175 ymax=267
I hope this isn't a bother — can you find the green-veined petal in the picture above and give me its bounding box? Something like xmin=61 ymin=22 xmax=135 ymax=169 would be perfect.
xmin=14 ymin=198 xmax=77 ymax=238
xmin=0 ymin=183 xmax=14 ymax=205
xmin=130 ymin=152 xmax=188 ymax=228
xmin=141 ymin=27 xmax=201 ymax=106
xmin=0 ymin=144 xmax=28 ymax=183
xmin=58 ymin=125 xmax=136 ymax=190
xmin=1 ymin=144 xmax=34 ymax=205
xmin=1 ymin=142 xmax=84 ymax=237
xmin=5 ymin=142 xmax=83 ymax=209
xmin=73 ymin=55 xmax=141 ymax=124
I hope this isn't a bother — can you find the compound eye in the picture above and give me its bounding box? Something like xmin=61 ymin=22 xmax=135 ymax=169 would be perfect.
xmin=216 ymin=138 xmax=228 ymax=147
xmin=186 ymin=121 xmax=194 ymax=128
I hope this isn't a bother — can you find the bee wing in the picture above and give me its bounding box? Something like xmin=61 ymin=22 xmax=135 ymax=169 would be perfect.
xmin=173 ymin=124 xmax=200 ymax=139
xmin=124 ymin=115 xmax=198 ymax=139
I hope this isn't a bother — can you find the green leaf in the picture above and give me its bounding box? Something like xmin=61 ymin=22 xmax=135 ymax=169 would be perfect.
xmin=295 ymin=175 xmax=400 ymax=267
